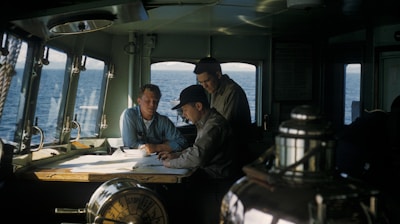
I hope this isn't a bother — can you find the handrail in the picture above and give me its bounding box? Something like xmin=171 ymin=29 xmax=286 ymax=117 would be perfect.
xmin=30 ymin=126 xmax=44 ymax=152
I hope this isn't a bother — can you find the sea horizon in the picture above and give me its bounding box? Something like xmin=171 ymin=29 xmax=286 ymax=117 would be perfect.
xmin=151 ymin=69 xmax=256 ymax=124
xmin=0 ymin=69 xmax=256 ymax=143
xmin=0 ymin=68 xmax=358 ymax=144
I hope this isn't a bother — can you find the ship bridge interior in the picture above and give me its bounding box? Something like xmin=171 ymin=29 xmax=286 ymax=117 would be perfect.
xmin=4 ymin=0 xmax=400 ymax=41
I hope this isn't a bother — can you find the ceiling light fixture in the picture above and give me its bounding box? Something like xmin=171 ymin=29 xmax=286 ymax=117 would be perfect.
xmin=287 ymin=0 xmax=324 ymax=9
xmin=48 ymin=13 xmax=116 ymax=35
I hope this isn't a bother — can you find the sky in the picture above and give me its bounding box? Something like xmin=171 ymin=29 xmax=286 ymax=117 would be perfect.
xmin=346 ymin=63 xmax=361 ymax=73
xmin=151 ymin=61 xmax=256 ymax=71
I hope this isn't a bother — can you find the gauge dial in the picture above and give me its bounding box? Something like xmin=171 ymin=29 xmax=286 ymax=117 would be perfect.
xmin=86 ymin=178 xmax=168 ymax=224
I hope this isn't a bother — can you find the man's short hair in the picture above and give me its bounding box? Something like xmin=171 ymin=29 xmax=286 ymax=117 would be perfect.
xmin=193 ymin=57 xmax=222 ymax=76
xmin=139 ymin=84 xmax=162 ymax=99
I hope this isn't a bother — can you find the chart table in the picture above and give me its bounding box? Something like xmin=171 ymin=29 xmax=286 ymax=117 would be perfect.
xmin=18 ymin=149 xmax=194 ymax=183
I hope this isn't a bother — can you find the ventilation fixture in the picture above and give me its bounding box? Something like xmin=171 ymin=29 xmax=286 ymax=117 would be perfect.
xmin=48 ymin=13 xmax=116 ymax=35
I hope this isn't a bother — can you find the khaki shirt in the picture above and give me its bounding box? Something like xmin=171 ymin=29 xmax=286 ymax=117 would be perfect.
xmin=211 ymin=74 xmax=251 ymax=133
xmin=168 ymin=108 xmax=237 ymax=179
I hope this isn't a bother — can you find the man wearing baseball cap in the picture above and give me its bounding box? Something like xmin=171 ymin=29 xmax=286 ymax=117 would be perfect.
xmin=158 ymin=84 xmax=240 ymax=224
xmin=161 ymin=84 xmax=239 ymax=178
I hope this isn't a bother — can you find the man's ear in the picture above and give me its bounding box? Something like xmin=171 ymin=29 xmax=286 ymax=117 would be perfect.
xmin=137 ymin=98 xmax=141 ymax=105
xmin=216 ymin=71 xmax=222 ymax=79
xmin=195 ymin=102 xmax=203 ymax=111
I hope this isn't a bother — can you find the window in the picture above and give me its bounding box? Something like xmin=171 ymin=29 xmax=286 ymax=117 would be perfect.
xmin=73 ymin=57 xmax=105 ymax=138
xmin=34 ymin=48 xmax=67 ymax=144
xmin=0 ymin=33 xmax=106 ymax=148
xmin=151 ymin=62 xmax=196 ymax=125
xmin=36 ymin=54 xmax=105 ymax=143
xmin=344 ymin=63 xmax=361 ymax=124
xmin=151 ymin=61 xmax=256 ymax=124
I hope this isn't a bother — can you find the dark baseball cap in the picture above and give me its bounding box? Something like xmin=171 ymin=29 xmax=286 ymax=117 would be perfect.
xmin=172 ymin=85 xmax=208 ymax=110
xmin=193 ymin=57 xmax=222 ymax=74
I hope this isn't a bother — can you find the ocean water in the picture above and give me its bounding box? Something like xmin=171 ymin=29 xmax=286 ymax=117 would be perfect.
xmin=0 ymin=69 xmax=256 ymax=143
xmin=345 ymin=72 xmax=361 ymax=124
xmin=151 ymin=70 xmax=256 ymax=124
xmin=0 ymin=69 xmax=359 ymax=143
xmin=0 ymin=68 xmax=102 ymax=143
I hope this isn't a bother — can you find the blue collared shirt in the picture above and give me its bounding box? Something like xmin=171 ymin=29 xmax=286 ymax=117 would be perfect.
xmin=120 ymin=106 xmax=189 ymax=151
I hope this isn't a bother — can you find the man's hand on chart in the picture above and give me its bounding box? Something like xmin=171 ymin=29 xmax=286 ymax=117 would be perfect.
xmin=158 ymin=151 xmax=181 ymax=168
xmin=138 ymin=144 xmax=154 ymax=156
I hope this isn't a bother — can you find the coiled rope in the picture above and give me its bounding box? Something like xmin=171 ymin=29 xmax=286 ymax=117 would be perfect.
xmin=0 ymin=35 xmax=22 ymax=120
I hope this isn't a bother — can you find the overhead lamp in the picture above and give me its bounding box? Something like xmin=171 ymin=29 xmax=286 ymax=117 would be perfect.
xmin=287 ymin=0 xmax=324 ymax=9
xmin=48 ymin=13 xmax=116 ymax=35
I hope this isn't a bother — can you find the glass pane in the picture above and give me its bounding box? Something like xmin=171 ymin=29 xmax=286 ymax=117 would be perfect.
xmin=344 ymin=63 xmax=361 ymax=124
xmin=33 ymin=48 xmax=66 ymax=145
xmin=0 ymin=40 xmax=26 ymax=144
xmin=73 ymin=57 xmax=105 ymax=138
xmin=151 ymin=62 xmax=196 ymax=125
xmin=150 ymin=61 xmax=257 ymax=124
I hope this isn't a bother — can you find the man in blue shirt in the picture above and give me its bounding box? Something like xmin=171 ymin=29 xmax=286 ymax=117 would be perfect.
xmin=120 ymin=84 xmax=189 ymax=154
